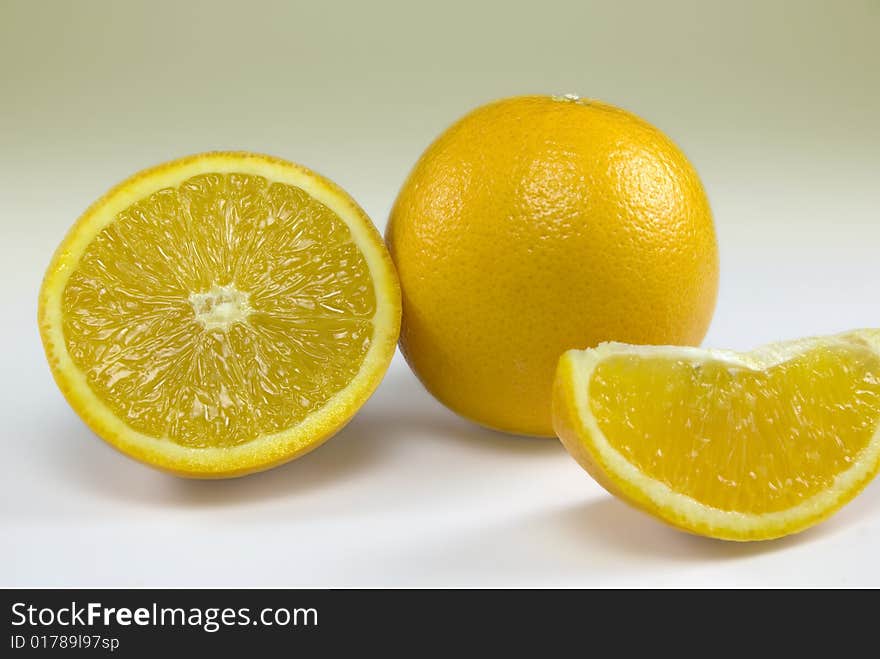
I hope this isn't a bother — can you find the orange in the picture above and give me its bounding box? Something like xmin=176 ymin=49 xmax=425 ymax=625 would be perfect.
xmin=386 ymin=95 xmax=718 ymax=436
xmin=39 ymin=152 xmax=400 ymax=477
xmin=553 ymin=330 xmax=880 ymax=540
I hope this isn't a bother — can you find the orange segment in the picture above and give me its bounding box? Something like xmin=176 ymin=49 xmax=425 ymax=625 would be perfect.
xmin=553 ymin=331 xmax=880 ymax=540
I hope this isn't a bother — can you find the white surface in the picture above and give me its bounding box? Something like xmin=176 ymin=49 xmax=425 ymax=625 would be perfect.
xmin=2 ymin=0 xmax=879 ymax=587
xmin=6 ymin=223 xmax=880 ymax=587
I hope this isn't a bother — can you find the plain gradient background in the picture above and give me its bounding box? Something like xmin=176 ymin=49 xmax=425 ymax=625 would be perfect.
xmin=2 ymin=0 xmax=879 ymax=586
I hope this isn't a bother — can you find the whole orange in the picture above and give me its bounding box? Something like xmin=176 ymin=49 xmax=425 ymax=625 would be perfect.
xmin=386 ymin=95 xmax=719 ymax=436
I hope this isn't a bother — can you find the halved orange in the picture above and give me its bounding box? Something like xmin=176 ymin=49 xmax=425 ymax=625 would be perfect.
xmin=39 ymin=152 xmax=400 ymax=477
xmin=553 ymin=330 xmax=880 ymax=540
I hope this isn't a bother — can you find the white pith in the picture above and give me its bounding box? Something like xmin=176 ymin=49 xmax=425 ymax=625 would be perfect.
xmin=189 ymin=283 xmax=253 ymax=331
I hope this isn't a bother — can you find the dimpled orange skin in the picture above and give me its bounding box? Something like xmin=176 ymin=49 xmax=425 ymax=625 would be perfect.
xmin=386 ymin=95 xmax=719 ymax=437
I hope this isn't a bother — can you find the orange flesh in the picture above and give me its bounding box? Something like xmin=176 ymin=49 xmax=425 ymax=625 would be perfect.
xmin=61 ymin=173 xmax=376 ymax=448
xmin=589 ymin=346 xmax=880 ymax=513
